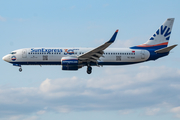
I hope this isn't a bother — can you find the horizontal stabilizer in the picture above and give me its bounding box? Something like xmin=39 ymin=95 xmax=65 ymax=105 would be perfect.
xmin=155 ymin=44 xmax=177 ymax=53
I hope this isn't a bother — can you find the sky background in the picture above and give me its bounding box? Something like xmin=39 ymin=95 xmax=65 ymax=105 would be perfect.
xmin=0 ymin=0 xmax=180 ymax=120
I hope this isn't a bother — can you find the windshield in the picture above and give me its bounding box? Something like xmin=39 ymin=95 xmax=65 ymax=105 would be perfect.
xmin=10 ymin=52 xmax=16 ymax=54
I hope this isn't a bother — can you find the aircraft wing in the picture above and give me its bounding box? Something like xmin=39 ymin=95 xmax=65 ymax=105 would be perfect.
xmin=78 ymin=30 xmax=118 ymax=63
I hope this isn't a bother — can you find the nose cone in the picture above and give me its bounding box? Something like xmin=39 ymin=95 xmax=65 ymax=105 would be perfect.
xmin=2 ymin=55 xmax=9 ymax=62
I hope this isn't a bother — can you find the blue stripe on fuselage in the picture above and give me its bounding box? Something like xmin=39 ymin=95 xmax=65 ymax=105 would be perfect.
xmin=130 ymin=45 xmax=167 ymax=50
xmin=130 ymin=45 xmax=169 ymax=61
xmin=146 ymin=50 xmax=169 ymax=61
xmin=10 ymin=61 xmax=143 ymax=66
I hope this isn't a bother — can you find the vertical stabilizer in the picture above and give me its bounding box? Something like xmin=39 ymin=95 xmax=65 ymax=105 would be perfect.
xmin=132 ymin=18 xmax=174 ymax=49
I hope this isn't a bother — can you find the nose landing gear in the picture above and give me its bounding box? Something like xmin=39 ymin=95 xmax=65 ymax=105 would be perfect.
xmin=13 ymin=63 xmax=22 ymax=72
xmin=87 ymin=66 xmax=92 ymax=74
xmin=19 ymin=67 xmax=22 ymax=72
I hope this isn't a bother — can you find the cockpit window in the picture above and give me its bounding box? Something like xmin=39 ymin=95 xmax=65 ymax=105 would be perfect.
xmin=10 ymin=52 xmax=16 ymax=54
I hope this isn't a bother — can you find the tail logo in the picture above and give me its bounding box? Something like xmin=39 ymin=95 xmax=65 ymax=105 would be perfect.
xmin=150 ymin=25 xmax=171 ymax=41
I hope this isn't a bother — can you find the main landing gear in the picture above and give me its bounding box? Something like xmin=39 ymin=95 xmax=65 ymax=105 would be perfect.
xmin=19 ymin=67 xmax=22 ymax=72
xmin=87 ymin=66 xmax=92 ymax=74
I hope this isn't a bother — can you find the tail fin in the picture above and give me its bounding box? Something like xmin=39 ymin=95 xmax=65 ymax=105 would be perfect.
xmin=131 ymin=18 xmax=175 ymax=49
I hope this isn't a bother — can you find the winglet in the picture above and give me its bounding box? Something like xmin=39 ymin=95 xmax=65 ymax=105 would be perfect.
xmin=107 ymin=29 xmax=119 ymax=43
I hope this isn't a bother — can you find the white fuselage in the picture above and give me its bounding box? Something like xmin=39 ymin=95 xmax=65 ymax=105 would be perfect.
xmin=3 ymin=48 xmax=150 ymax=66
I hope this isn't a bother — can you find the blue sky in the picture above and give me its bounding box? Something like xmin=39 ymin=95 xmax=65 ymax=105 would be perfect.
xmin=0 ymin=0 xmax=180 ymax=120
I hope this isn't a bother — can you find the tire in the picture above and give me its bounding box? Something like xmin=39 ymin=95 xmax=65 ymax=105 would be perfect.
xmin=87 ymin=66 xmax=92 ymax=71
xmin=87 ymin=70 xmax=91 ymax=74
xmin=19 ymin=68 xmax=22 ymax=72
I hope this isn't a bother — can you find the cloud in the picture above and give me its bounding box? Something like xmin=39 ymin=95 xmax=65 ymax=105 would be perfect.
xmin=53 ymin=106 xmax=71 ymax=113
xmin=1 ymin=115 xmax=38 ymax=120
xmin=7 ymin=115 xmax=23 ymax=120
xmin=170 ymin=84 xmax=180 ymax=90
xmin=171 ymin=106 xmax=180 ymax=113
xmin=40 ymin=76 xmax=81 ymax=93
xmin=171 ymin=106 xmax=180 ymax=118
xmin=145 ymin=108 xmax=160 ymax=116
xmin=0 ymin=15 xmax=6 ymax=21
xmin=0 ymin=66 xmax=180 ymax=119
xmin=118 ymin=109 xmax=133 ymax=115
xmin=36 ymin=110 xmax=46 ymax=115
xmin=22 ymin=116 xmax=38 ymax=120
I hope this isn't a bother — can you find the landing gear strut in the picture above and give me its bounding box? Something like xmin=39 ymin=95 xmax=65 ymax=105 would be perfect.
xmin=87 ymin=66 xmax=92 ymax=74
xmin=19 ymin=67 xmax=22 ymax=72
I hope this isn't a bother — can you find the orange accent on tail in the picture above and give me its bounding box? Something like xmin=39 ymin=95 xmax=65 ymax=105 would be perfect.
xmin=137 ymin=42 xmax=168 ymax=47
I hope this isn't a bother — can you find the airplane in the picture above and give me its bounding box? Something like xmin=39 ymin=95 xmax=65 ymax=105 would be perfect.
xmin=2 ymin=18 xmax=177 ymax=74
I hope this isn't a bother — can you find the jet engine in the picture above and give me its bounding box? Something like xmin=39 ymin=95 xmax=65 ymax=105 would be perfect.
xmin=61 ymin=56 xmax=79 ymax=70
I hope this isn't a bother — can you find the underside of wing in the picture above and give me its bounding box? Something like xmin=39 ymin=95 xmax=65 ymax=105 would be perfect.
xmin=78 ymin=30 xmax=119 ymax=63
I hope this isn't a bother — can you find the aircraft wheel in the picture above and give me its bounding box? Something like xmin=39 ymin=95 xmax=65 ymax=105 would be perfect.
xmin=19 ymin=68 xmax=22 ymax=72
xmin=87 ymin=70 xmax=92 ymax=74
xmin=87 ymin=66 xmax=92 ymax=74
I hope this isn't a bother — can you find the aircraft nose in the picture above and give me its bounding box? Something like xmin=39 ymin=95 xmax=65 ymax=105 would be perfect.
xmin=2 ymin=55 xmax=9 ymax=62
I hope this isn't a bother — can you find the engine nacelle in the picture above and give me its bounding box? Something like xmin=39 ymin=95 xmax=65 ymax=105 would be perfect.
xmin=61 ymin=56 xmax=79 ymax=70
